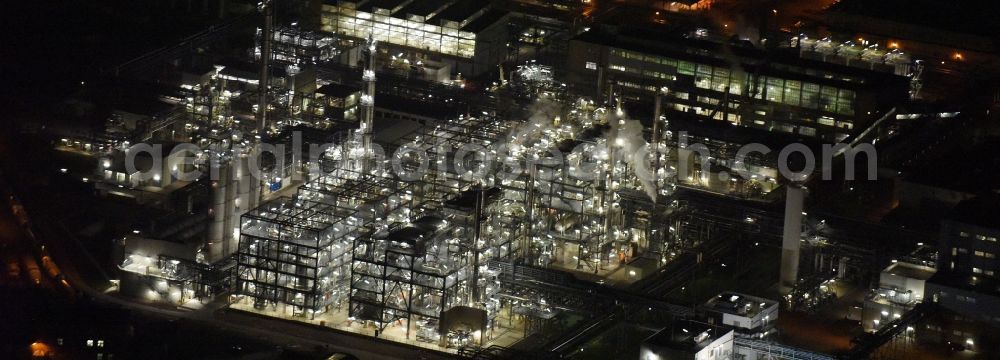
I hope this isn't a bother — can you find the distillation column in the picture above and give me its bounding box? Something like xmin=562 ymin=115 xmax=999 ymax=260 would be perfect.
xmin=523 ymin=164 xmax=539 ymax=263
xmin=208 ymin=158 xmax=231 ymax=262
xmin=208 ymin=149 xmax=260 ymax=263
xmin=359 ymin=34 xmax=377 ymax=174
xmin=237 ymin=151 xmax=260 ymax=223
xmin=223 ymin=157 xmax=238 ymax=256
xmin=257 ymin=0 xmax=274 ymax=134
xmin=224 ymin=150 xmax=258 ymax=257
xmin=780 ymin=184 xmax=805 ymax=293
xmin=471 ymin=184 xmax=484 ymax=304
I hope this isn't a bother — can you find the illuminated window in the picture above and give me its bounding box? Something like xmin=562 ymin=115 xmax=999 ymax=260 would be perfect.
xmin=783 ymin=80 xmax=801 ymax=106
xmin=766 ymin=78 xmax=784 ymax=102
xmin=585 ymin=62 xmax=597 ymax=70
xmin=802 ymin=83 xmax=820 ymax=108
xmin=677 ymin=61 xmax=695 ymax=76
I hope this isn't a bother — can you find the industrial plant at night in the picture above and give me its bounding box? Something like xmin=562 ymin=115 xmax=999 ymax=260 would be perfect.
xmin=2 ymin=0 xmax=1000 ymax=359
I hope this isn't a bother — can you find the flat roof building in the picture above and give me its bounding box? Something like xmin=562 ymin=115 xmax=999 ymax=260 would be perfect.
xmin=880 ymin=262 xmax=936 ymax=303
xmin=641 ymin=320 xmax=734 ymax=360
xmin=703 ymin=292 xmax=778 ymax=332
xmin=567 ymin=26 xmax=911 ymax=142
xmin=320 ymin=0 xmax=513 ymax=76
xmin=938 ymin=194 xmax=1000 ymax=280
xmin=923 ymin=194 xmax=1000 ymax=337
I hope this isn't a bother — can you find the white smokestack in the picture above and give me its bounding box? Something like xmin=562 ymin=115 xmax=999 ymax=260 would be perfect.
xmin=780 ymin=184 xmax=804 ymax=293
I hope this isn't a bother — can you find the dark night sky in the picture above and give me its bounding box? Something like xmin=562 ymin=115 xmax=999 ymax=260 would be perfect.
xmin=2 ymin=0 xmax=220 ymax=118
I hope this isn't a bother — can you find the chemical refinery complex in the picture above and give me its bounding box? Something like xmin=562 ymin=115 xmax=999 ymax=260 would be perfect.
xmin=4 ymin=1 xmax=1000 ymax=359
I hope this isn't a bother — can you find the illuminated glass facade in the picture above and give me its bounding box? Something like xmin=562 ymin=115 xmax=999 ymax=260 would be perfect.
xmin=568 ymin=29 xmax=909 ymax=141
xmin=610 ymin=48 xmax=858 ymax=117
xmin=321 ymin=2 xmax=477 ymax=58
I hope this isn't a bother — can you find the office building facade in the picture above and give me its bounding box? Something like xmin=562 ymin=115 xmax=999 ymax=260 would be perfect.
xmin=567 ymin=27 xmax=910 ymax=142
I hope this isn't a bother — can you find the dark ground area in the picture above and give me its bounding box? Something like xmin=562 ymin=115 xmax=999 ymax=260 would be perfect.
xmin=2 ymin=0 xmax=225 ymax=118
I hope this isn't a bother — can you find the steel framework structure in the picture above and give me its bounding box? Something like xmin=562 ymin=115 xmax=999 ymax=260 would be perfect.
xmin=233 ymin=96 xmax=680 ymax=347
